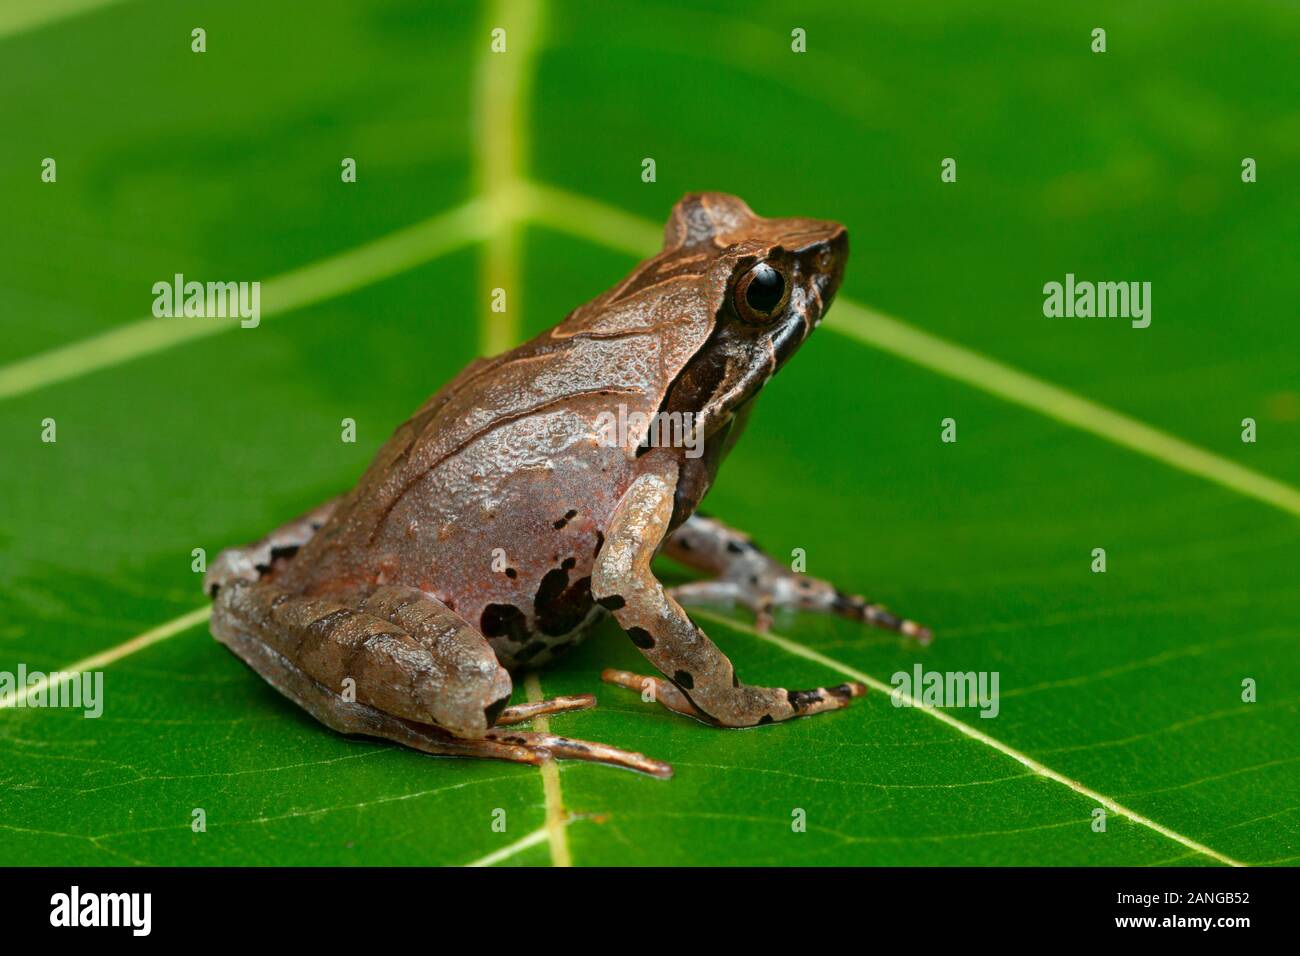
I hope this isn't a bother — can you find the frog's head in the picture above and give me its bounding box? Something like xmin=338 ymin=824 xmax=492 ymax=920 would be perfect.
xmin=658 ymin=192 xmax=848 ymax=430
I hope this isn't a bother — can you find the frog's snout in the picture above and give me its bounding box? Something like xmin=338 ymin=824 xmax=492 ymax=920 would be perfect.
xmin=796 ymin=225 xmax=847 ymax=334
xmin=815 ymin=226 xmax=849 ymax=312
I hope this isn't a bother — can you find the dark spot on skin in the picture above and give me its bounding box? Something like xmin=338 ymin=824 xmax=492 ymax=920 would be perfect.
xmin=673 ymin=670 xmax=695 ymax=690
xmin=758 ymin=714 xmax=774 ymax=725
xmin=255 ymin=544 xmax=302 ymax=578
xmin=534 ymin=568 xmax=594 ymax=636
xmin=207 ymin=583 xmax=220 ymax=598
xmin=831 ymin=588 xmax=861 ymax=613
xmin=749 ymin=575 xmax=759 ymax=586
xmin=480 ymin=604 xmax=529 ymax=643
xmin=484 ymin=696 xmax=510 ymax=726
xmin=827 ymin=684 xmax=855 ymax=700
xmin=627 ymin=627 xmax=655 ymax=649
xmin=787 ymin=689 xmax=822 ymax=711
xmin=444 ymin=599 xmax=455 ymax=611
xmin=535 ymin=568 xmax=569 ymax=609
xmin=677 ymin=538 xmax=693 ymax=551
xmin=561 ymin=557 xmax=576 ymax=570
xmin=798 ymin=579 xmax=813 ymax=590
xmin=553 ymin=509 xmax=578 ymax=529
xmin=598 ymin=594 xmax=625 ymax=611
xmin=505 ymin=568 xmax=517 ymax=579
xmin=726 ymin=541 xmax=744 ymax=554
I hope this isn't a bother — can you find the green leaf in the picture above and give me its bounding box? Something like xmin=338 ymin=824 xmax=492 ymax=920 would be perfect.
xmin=1 ymin=0 xmax=1297 ymax=867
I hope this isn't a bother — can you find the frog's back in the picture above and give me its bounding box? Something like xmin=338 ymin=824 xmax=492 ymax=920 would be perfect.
xmin=283 ymin=246 xmax=720 ymax=665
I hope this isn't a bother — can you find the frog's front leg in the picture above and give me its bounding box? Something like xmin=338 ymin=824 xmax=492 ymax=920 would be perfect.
xmin=663 ymin=514 xmax=932 ymax=642
xmin=592 ymin=457 xmax=865 ymax=728
xmin=211 ymin=581 xmax=671 ymax=776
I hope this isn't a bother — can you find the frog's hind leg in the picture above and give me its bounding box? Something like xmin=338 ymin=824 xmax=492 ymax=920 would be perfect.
xmin=211 ymin=582 xmax=671 ymax=776
xmin=664 ymin=513 xmax=932 ymax=642
xmin=211 ymin=608 xmax=548 ymax=767
xmin=204 ymin=496 xmax=341 ymax=598
xmin=212 ymin=581 xmax=514 ymax=737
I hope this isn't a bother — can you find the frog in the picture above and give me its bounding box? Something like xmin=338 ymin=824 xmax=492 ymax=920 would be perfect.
xmin=204 ymin=192 xmax=930 ymax=778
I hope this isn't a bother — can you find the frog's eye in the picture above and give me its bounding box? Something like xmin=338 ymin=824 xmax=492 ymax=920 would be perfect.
xmin=734 ymin=261 xmax=789 ymax=323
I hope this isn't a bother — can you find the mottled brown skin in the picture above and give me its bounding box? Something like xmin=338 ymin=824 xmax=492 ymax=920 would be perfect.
xmin=205 ymin=193 xmax=929 ymax=777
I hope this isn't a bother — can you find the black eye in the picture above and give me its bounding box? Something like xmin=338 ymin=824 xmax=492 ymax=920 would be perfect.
xmin=735 ymin=262 xmax=788 ymax=322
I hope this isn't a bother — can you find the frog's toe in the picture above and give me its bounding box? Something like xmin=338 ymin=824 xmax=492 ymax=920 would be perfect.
xmin=829 ymin=590 xmax=934 ymax=643
xmin=601 ymin=669 xmax=708 ymax=722
xmin=485 ymin=728 xmax=673 ymax=779
xmin=492 ymin=694 xmax=596 ymax=726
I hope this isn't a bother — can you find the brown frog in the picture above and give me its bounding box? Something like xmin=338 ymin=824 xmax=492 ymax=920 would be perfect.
xmin=205 ymin=193 xmax=929 ymax=778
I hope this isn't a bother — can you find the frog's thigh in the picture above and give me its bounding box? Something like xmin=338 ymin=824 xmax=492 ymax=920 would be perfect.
xmin=592 ymin=461 xmax=864 ymax=728
xmin=212 ymin=581 xmax=511 ymax=739
xmin=204 ymin=496 xmax=340 ymax=597
xmin=212 ymin=606 xmax=546 ymax=766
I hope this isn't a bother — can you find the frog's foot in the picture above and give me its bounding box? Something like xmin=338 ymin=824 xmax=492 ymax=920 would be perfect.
xmin=601 ymin=668 xmax=864 ymax=725
xmin=485 ymin=728 xmax=672 ymax=778
xmin=487 ymin=695 xmax=670 ymax=776
xmin=489 ymin=697 xmax=670 ymax=776
xmin=203 ymin=496 xmax=340 ymax=597
xmin=664 ymin=513 xmax=932 ymax=643
xmin=593 ymin=459 xmax=873 ymax=729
